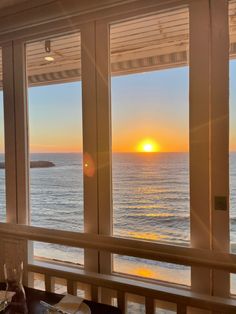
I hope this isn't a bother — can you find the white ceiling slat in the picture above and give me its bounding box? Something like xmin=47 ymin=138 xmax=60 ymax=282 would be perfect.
xmin=111 ymin=32 xmax=188 ymax=49
xmin=111 ymin=27 xmax=189 ymax=48
xmin=24 ymin=7 xmax=190 ymax=86
xmin=27 ymin=47 xmax=81 ymax=62
xmin=27 ymin=34 xmax=81 ymax=52
xmin=0 ymin=3 xmax=231 ymax=87
xmin=110 ymin=8 xmax=188 ymax=32
xmin=111 ymin=17 xmax=188 ymax=37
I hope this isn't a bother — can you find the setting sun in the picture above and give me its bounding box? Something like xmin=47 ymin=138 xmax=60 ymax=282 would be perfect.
xmin=143 ymin=143 xmax=153 ymax=152
xmin=137 ymin=139 xmax=160 ymax=153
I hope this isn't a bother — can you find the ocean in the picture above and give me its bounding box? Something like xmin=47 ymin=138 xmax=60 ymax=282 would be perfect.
xmin=0 ymin=152 xmax=236 ymax=296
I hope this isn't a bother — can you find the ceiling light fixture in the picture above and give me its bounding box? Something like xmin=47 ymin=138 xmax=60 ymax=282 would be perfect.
xmin=44 ymin=40 xmax=54 ymax=62
xmin=45 ymin=40 xmax=51 ymax=53
xmin=44 ymin=56 xmax=55 ymax=62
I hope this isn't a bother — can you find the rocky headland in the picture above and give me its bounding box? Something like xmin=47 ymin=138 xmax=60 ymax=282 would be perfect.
xmin=0 ymin=161 xmax=55 ymax=169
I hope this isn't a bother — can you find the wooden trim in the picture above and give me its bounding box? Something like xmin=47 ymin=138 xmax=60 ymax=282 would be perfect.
xmin=0 ymin=0 xmax=189 ymax=38
xmin=210 ymin=0 xmax=230 ymax=298
xmin=13 ymin=40 xmax=29 ymax=224
xmin=145 ymin=297 xmax=155 ymax=314
xmin=81 ymin=22 xmax=99 ymax=273
xmin=27 ymin=260 xmax=236 ymax=313
xmin=2 ymin=42 xmax=17 ymax=223
xmin=95 ymin=20 xmax=112 ymax=276
xmin=0 ymin=0 xmax=191 ymax=44
xmin=189 ymin=0 xmax=212 ymax=295
xmin=189 ymin=0 xmax=211 ymax=252
xmin=1 ymin=223 xmax=236 ymax=272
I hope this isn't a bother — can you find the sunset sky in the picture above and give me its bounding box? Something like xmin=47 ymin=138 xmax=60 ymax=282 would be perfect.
xmin=28 ymin=66 xmax=189 ymax=153
xmin=0 ymin=63 xmax=236 ymax=153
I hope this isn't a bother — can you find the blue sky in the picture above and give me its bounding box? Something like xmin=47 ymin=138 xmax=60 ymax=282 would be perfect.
xmin=0 ymin=64 xmax=235 ymax=153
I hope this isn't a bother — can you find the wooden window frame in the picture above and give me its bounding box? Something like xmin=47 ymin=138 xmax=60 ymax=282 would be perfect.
xmin=0 ymin=0 xmax=231 ymax=303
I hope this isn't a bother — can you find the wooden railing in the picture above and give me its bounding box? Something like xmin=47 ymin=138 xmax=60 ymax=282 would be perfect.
xmin=27 ymin=260 xmax=236 ymax=314
xmin=1 ymin=222 xmax=236 ymax=313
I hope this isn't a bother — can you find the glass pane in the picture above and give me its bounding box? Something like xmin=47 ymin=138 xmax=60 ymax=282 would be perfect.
xmin=0 ymin=48 xmax=6 ymax=222
xmin=76 ymin=282 xmax=90 ymax=299
xmin=113 ymin=255 xmax=190 ymax=286
xmin=231 ymin=273 xmax=236 ymax=295
xmin=33 ymin=241 xmax=84 ymax=266
xmin=155 ymin=300 xmax=176 ymax=314
xmin=28 ymin=272 xmax=45 ymax=291
xmin=111 ymin=7 xmax=190 ymax=284
xmin=126 ymin=294 xmax=145 ymax=314
xmin=26 ymin=33 xmax=83 ymax=233
xmin=52 ymin=277 xmax=67 ymax=294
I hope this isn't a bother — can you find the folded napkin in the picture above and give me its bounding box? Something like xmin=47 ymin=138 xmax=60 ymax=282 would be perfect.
xmin=54 ymin=294 xmax=84 ymax=314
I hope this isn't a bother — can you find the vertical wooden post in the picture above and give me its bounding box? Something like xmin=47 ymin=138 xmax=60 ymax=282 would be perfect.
xmin=117 ymin=291 xmax=126 ymax=314
xmin=177 ymin=304 xmax=187 ymax=314
xmin=210 ymin=0 xmax=230 ymax=298
xmin=45 ymin=275 xmax=52 ymax=292
xmin=145 ymin=297 xmax=155 ymax=314
xmin=13 ymin=40 xmax=29 ymax=225
xmin=95 ymin=20 xmax=113 ymax=305
xmin=2 ymin=41 xmax=17 ymax=224
xmin=67 ymin=280 xmax=76 ymax=295
xmin=91 ymin=285 xmax=99 ymax=302
xmin=96 ymin=19 xmax=112 ymax=270
xmin=190 ymin=0 xmax=212 ymax=300
xmin=81 ymin=22 xmax=99 ymax=272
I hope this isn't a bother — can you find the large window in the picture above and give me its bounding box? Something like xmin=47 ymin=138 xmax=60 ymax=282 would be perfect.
xmin=26 ymin=33 xmax=84 ymax=264
xmin=0 ymin=0 xmax=234 ymax=306
xmin=110 ymin=8 xmax=190 ymax=285
xmin=0 ymin=48 xmax=6 ymax=222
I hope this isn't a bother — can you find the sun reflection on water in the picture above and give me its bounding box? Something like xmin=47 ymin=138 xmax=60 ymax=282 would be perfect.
xmin=127 ymin=231 xmax=166 ymax=241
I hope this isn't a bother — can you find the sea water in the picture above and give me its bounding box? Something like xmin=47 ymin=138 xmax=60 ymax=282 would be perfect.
xmin=0 ymin=153 xmax=236 ymax=295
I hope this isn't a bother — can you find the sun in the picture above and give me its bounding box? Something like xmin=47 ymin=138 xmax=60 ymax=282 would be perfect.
xmin=143 ymin=143 xmax=153 ymax=152
xmin=137 ymin=139 xmax=160 ymax=153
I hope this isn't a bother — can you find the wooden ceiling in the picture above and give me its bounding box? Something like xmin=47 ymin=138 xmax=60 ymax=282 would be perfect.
xmin=27 ymin=6 xmax=190 ymax=86
xmin=0 ymin=2 xmax=236 ymax=88
xmin=0 ymin=0 xmax=30 ymax=10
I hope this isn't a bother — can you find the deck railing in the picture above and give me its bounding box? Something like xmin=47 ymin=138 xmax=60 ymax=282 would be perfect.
xmin=1 ymin=222 xmax=236 ymax=313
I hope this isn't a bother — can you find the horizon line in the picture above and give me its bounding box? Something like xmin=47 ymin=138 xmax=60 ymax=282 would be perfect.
xmin=1 ymin=150 xmax=236 ymax=154
xmin=0 ymin=151 xmax=235 ymax=154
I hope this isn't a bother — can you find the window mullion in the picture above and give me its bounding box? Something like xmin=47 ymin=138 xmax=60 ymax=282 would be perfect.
xmin=13 ymin=39 xmax=29 ymax=225
xmin=95 ymin=19 xmax=112 ymax=276
xmin=2 ymin=41 xmax=17 ymax=224
xmin=189 ymin=0 xmax=212 ymax=295
xmin=210 ymin=0 xmax=230 ymax=297
xmin=81 ymin=21 xmax=100 ymax=272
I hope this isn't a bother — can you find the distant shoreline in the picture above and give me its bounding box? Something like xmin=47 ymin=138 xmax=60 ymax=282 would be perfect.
xmin=0 ymin=161 xmax=55 ymax=169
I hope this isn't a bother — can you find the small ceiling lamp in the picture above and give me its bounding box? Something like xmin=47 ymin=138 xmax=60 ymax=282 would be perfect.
xmin=44 ymin=40 xmax=55 ymax=62
xmin=44 ymin=56 xmax=55 ymax=62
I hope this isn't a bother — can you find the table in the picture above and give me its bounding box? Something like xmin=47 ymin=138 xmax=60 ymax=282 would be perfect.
xmin=0 ymin=283 xmax=122 ymax=314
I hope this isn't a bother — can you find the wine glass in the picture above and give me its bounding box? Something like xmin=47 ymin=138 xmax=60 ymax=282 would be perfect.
xmin=4 ymin=261 xmax=28 ymax=313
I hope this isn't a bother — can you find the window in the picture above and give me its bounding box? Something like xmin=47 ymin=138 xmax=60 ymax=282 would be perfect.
xmin=26 ymin=33 xmax=84 ymax=264
xmin=110 ymin=7 xmax=190 ymax=284
xmin=113 ymin=255 xmax=190 ymax=286
xmin=33 ymin=241 xmax=84 ymax=266
xmin=0 ymin=0 xmax=233 ymax=305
